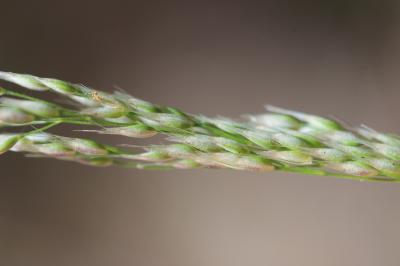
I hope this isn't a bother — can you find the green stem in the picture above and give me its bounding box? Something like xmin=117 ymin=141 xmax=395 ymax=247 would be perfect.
xmin=22 ymin=121 xmax=61 ymax=138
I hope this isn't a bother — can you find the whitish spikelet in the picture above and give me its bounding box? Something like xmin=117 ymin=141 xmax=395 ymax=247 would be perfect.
xmin=247 ymin=113 xmax=301 ymax=129
xmin=125 ymin=150 xmax=170 ymax=162
xmin=199 ymin=117 xmax=245 ymax=134
xmin=266 ymin=105 xmax=342 ymax=130
xmin=299 ymin=126 xmax=324 ymax=136
xmin=70 ymin=95 xmax=99 ymax=107
xmin=325 ymin=162 xmax=379 ymax=177
xmin=33 ymin=143 xmax=75 ymax=157
xmin=209 ymin=153 xmax=275 ymax=171
xmin=113 ymin=92 xmax=159 ymax=113
xmin=272 ymin=132 xmax=309 ymax=149
xmin=172 ymin=133 xmax=248 ymax=153
xmin=39 ymin=78 xmax=82 ymax=95
xmin=0 ymin=97 xmax=60 ymax=117
xmin=169 ymin=135 xmax=221 ymax=152
xmin=240 ymin=129 xmax=275 ymax=149
xmin=358 ymin=126 xmax=400 ymax=146
xmin=161 ymin=144 xmax=197 ymax=157
xmin=126 ymin=144 xmax=196 ymax=162
xmin=66 ymin=138 xmax=109 ymax=155
xmin=81 ymin=106 xmax=128 ymax=118
xmin=304 ymin=148 xmax=348 ymax=162
xmin=363 ymin=158 xmax=400 ymax=179
xmin=83 ymin=124 xmax=157 ymax=138
xmin=316 ymin=130 xmax=364 ymax=146
xmin=369 ymin=143 xmax=400 ymax=161
xmin=140 ymin=113 xmax=192 ymax=129
xmin=203 ymin=119 xmax=275 ymax=149
xmin=0 ymin=71 xmax=48 ymax=91
xmin=24 ymin=133 xmax=54 ymax=143
xmin=280 ymin=129 xmax=322 ymax=147
xmin=170 ymin=159 xmax=200 ymax=169
xmin=212 ymin=137 xmax=249 ymax=154
xmin=259 ymin=150 xmax=313 ymax=165
xmin=0 ymin=107 xmax=35 ymax=125
xmin=10 ymin=137 xmax=73 ymax=157
xmin=331 ymin=144 xmax=374 ymax=158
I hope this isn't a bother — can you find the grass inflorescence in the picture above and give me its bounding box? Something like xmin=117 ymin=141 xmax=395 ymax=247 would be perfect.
xmin=1 ymin=71 xmax=400 ymax=182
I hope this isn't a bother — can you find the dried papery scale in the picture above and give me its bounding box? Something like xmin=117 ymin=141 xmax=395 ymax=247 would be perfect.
xmin=0 ymin=71 xmax=400 ymax=182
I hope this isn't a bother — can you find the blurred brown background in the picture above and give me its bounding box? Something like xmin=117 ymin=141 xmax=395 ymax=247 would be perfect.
xmin=1 ymin=1 xmax=400 ymax=265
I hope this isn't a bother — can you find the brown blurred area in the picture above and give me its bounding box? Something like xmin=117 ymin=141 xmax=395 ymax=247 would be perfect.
xmin=1 ymin=1 xmax=400 ymax=265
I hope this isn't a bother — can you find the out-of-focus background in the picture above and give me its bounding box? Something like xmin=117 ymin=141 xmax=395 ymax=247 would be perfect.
xmin=1 ymin=1 xmax=400 ymax=265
